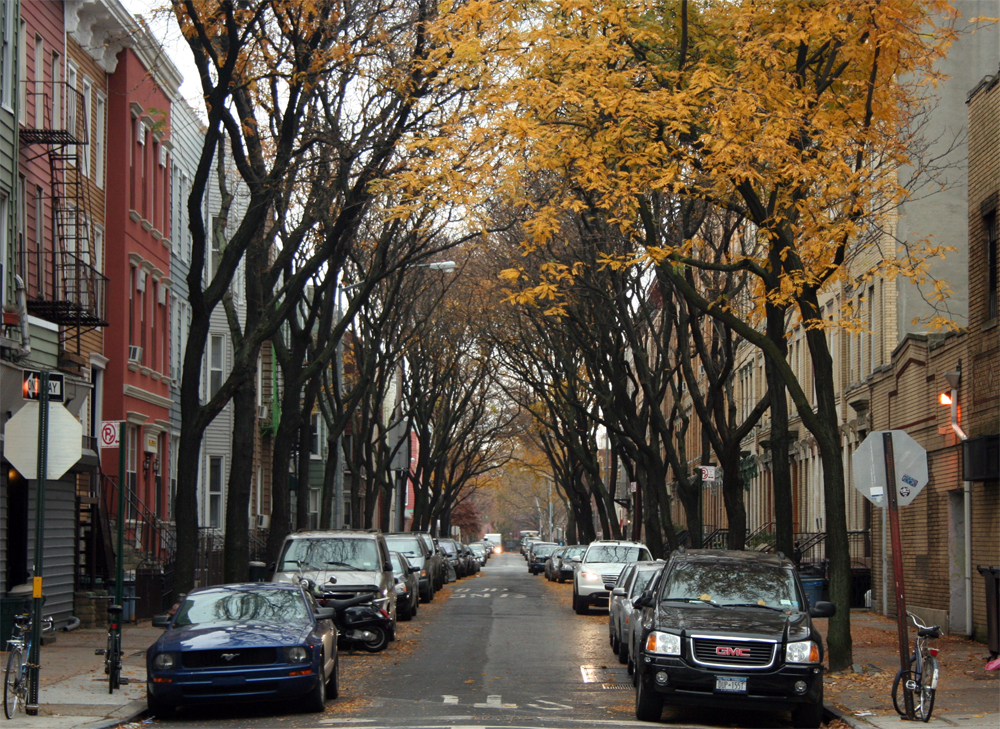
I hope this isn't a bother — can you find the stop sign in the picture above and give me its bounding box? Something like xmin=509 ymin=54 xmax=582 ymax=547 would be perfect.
xmin=5 ymin=402 xmax=82 ymax=480
xmin=853 ymin=430 xmax=929 ymax=507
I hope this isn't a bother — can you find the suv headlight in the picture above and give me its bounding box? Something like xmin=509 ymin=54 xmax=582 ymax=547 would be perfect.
xmin=579 ymin=571 xmax=601 ymax=583
xmin=645 ymin=631 xmax=681 ymax=656
xmin=785 ymin=641 xmax=820 ymax=664
xmin=153 ymin=652 xmax=178 ymax=670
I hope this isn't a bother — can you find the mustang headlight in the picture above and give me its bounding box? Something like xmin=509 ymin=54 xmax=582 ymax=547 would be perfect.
xmin=785 ymin=641 xmax=820 ymax=664
xmin=153 ymin=652 xmax=178 ymax=670
xmin=284 ymin=646 xmax=310 ymax=664
xmin=645 ymin=631 xmax=681 ymax=656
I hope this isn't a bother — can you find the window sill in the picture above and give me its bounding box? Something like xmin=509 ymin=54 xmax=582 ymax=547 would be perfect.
xmin=129 ymin=210 xmax=141 ymax=222
xmin=127 ymin=361 xmax=140 ymax=372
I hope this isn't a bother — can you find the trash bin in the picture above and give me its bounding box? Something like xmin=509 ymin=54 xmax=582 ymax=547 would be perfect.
xmin=801 ymin=577 xmax=825 ymax=608
xmin=249 ymin=561 xmax=268 ymax=582
xmin=977 ymin=566 xmax=999 ymax=655
xmin=1 ymin=585 xmax=39 ymax=645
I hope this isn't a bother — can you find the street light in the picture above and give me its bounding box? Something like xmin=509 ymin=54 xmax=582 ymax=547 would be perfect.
xmin=332 ymin=260 xmax=457 ymax=530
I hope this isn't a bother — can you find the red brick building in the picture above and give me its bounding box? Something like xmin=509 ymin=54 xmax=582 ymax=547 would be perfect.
xmin=100 ymin=41 xmax=181 ymax=522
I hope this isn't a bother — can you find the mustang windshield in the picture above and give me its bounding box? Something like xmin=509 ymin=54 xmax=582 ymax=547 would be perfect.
xmin=660 ymin=561 xmax=803 ymax=610
xmin=174 ymin=588 xmax=309 ymax=626
xmin=278 ymin=538 xmax=380 ymax=571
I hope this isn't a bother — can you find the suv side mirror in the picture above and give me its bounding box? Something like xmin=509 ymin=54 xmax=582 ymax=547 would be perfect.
xmin=809 ymin=601 xmax=836 ymax=619
xmin=633 ymin=590 xmax=653 ymax=609
xmin=152 ymin=614 xmax=171 ymax=628
xmin=611 ymin=587 xmax=626 ymax=597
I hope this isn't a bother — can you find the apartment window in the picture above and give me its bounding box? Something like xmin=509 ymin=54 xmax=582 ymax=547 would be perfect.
xmin=988 ymin=212 xmax=998 ymax=322
xmin=150 ymin=283 xmax=157 ymax=370
xmin=80 ymin=77 xmax=92 ymax=176
xmin=93 ymin=225 xmax=103 ymax=271
xmin=152 ymin=141 xmax=159 ymax=227
xmin=308 ymin=489 xmax=319 ymax=530
xmin=866 ymin=286 xmax=874 ymax=375
xmin=0 ymin=0 xmax=12 ymax=110
xmin=33 ymin=35 xmax=43 ymax=127
xmin=66 ymin=61 xmax=78 ymax=162
xmin=0 ymin=194 xmax=7 ymax=303
xmin=126 ymin=425 xmax=138 ymax=505
xmin=310 ymin=414 xmax=321 ymax=457
xmin=208 ymin=456 xmax=223 ymax=528
xmin=210 ymin=335 xmax=224 ymax=397
xmin=17 ymin=20 xmax=25 ymax=121
xmin=95 ymin=93 xmax=106 ymax=188
xmin=34 ymin=187 xmax=43 ymax=297
xmin=211 ymin=215 xmax=224 ymax=277
xmin=51 ymin=52 xmax=60 ymax=130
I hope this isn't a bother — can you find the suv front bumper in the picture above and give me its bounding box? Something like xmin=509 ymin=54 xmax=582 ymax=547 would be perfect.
xmin=639 ymin=654 xmax=824 ymax=708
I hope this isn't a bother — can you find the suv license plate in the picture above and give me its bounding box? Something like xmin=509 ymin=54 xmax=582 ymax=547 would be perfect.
xmin=715 ymin=677 xmax=747 ymax=693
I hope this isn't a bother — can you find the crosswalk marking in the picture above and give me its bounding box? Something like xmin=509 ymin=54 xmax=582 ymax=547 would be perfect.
xmin=472 ymin=694 xmax=517 ymax=708
xmin=442 ymin=695 xmax=459 ymax=704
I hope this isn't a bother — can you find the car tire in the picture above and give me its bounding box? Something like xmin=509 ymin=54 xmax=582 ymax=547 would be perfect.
xmin=635 ymin=675 xmax=663 ymax=722
xmin=557 ymin=574 xmax=565 ymax=583
xmin=326 ymin=654 xmax=340 ymax=700
xmin=412 ymin=597 xmax=418 ymax=617
xmin=574 ymin=591 xmax=588 ymax=615
xmin=791 ymin=687 xmax=824 ymax=729
xmin=304 ymin=662 xmax=327 ymax=713
xmin=617 ymin=633 xmax=629 ymax=664
xmin=399 ymin=599 xmax=413 ymax=621
xmin=146 ymin=689 xmax=173 ymax=717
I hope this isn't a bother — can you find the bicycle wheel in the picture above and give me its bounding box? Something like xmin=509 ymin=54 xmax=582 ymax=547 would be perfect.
xmin=108 ymin=632 xmax=121 ymax=694
xmin=4 ymin=646 xmax=24 ymax=719
xmin=916 ymin=655 xmax=937 ymax=722
xmin=891 ymin=666 xmax=917 ymax=717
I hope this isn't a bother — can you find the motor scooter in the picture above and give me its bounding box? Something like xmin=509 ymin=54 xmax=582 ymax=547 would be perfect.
xmin=320 ymin=592 xmax=392 ymax=652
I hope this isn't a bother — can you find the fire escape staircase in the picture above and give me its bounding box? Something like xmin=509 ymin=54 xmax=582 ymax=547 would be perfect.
xmin=19 ymin=82 xmax=109 ymax=358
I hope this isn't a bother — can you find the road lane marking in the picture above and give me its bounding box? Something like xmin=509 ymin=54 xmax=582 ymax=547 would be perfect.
xmin=473 ymin=694 xmax=517 ymax=708
xmin=526 ymin=699 xmax=573 ymax=711
xmin=442 ymin=695 xmax=459 ymax=704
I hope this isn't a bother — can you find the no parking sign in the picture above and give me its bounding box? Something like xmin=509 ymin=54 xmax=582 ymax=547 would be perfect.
xmin=100 ymin=421 xmax=121 ymax=449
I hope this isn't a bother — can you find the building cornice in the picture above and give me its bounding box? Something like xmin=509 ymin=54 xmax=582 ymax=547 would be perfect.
xmin=124 ymin=384 xmax=173 ymax=411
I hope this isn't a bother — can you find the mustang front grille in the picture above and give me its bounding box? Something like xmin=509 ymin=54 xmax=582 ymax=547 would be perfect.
xmin=181 ymin=647 xmax=279 ymax=668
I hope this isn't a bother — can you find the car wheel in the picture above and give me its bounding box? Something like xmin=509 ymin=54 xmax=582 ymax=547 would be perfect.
xmin=326 ymin=653 xmax=340 ymax=700
xmin=635 ymin=675 xmax=663 ymax=722
xmin=146 ymin=689 xmax=173 ymax=717
xmin=574 ymin=591 xmax=588 ymax=615
xmin=361 ymin=626 xmax=390 ymax=652
xmin=791 ymin=685 xmax=824 ymax=729
xmin=304 ymin=662 xmax=327 ymax=713
xmin=399 ymin=599 xmax=412 ymax=621
xmin=617 ymin=633 xmax=629 ymax=664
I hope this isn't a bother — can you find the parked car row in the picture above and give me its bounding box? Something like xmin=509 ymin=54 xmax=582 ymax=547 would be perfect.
xmin=554 ymin=544 xmax=836 ymax=729
xmin=146 ymin=529 xmax=490 ymax=716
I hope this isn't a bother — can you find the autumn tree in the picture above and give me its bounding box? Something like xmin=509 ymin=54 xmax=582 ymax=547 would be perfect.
xmin=492 ymin=0 xmax=961 ymax=670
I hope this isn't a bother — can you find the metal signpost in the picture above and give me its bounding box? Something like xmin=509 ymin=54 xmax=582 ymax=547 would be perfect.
xmin=28 ymin=371 xmax=48 ymax=715
xmin=99 ymin=422 xmax=127 ymax=677
xmin=853 ymin=430 xmax=929 ymax=720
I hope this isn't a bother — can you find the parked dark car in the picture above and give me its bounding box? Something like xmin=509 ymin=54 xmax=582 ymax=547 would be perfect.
xmin=413 ymin=532 xmax=446 ymax=590
xmin=389 ymin=551 xmax=420 ymax=621
xmin=544 ymin=547 xmax=567 ymax=581
xmin=385 ymin=533 xmax=436 ymax=602
xmin=437 ymin=538 xmax=464 ymax=578
xmin=555 ymin=544 xmax=587 ymax=583
xmin=146 ymin=583 xmax=339 ymax=715
xmin=469 ymin=543 xmax=489 ymax=565
xmin=527 ymin=542 xmax=559 ymax=574
xmin=631 ymin=549 xmax=834 ymax=728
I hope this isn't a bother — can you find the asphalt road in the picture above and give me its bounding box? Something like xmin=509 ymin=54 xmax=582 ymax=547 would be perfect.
xmin=150 ymin=552 xmax=799 ymax=729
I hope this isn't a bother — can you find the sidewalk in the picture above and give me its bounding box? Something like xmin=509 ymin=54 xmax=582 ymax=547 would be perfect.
xmin=819 ymin=611 xmax=999 ymax=729
xmin=1 ymin=621 xmax=159 ymax=729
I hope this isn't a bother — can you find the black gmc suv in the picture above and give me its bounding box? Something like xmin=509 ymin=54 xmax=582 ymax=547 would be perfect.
xmin=632 ymin=549 xmax=834 ymax=728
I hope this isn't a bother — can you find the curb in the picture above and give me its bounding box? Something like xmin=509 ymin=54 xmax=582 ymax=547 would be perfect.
xmin=74 ymin=699 xmax=147 ymax=729
xmin=824 ymin=701 xmax=874 ymax=729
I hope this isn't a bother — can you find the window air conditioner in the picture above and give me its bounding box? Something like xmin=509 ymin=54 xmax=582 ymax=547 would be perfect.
xmin=128 ymin=345 xmax=143 ymax=363
xmin=256 ymin=514 xmax=270 ymax=529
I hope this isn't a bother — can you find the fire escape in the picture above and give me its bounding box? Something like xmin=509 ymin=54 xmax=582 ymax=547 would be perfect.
xmin=19 ymin=81 xmax=108 ymax=360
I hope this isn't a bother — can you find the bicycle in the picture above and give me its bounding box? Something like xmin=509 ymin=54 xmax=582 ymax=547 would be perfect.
xmin=3 ymin=612 xmax=54 ymax=719
xmin=891 ymin=611 xmax=940 ymax=722
xmin=94 ymin=602 xmax=128 ymax=693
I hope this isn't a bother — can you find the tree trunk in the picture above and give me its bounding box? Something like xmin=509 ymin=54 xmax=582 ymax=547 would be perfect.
xmin=223 ymin=368 xmax=258 ymax=582
xmin=765 ymin=304 xmax=795 ymax=559
xmin=721 ymin=449 xmax=747 ymax=551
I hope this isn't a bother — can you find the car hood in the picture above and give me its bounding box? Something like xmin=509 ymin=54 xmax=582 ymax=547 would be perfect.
xmin=154 ymin=621 xmax=314 ymax=652
xmin=655 ymin=604 xmax=805 ymax=641
xmin=274 ymin=570 xmax=382 ymax=592
xmin=580 ymin=562 xmax=627 ymax=574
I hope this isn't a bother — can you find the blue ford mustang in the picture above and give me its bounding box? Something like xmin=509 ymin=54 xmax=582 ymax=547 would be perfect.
xmin=146 ymin=582 xmax=339 ymax=715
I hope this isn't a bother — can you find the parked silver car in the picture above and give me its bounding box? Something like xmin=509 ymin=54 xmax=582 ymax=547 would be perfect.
xmin=610 ymin=561 xmax=663 ymax=664
xmin=272 ymin=530 xmax=397 ymax=631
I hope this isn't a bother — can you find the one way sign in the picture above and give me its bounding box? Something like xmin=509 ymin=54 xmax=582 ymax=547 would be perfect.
xmin=22 ymin=370 xmax=64 ymax=402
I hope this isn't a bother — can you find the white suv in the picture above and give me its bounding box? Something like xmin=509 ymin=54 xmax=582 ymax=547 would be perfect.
xmin=573 ymin=540 xmax=652 ymax=615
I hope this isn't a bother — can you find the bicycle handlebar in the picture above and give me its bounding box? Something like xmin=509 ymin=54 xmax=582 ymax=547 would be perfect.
xmin=906 ymin=611 xmax=939 ymax=632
